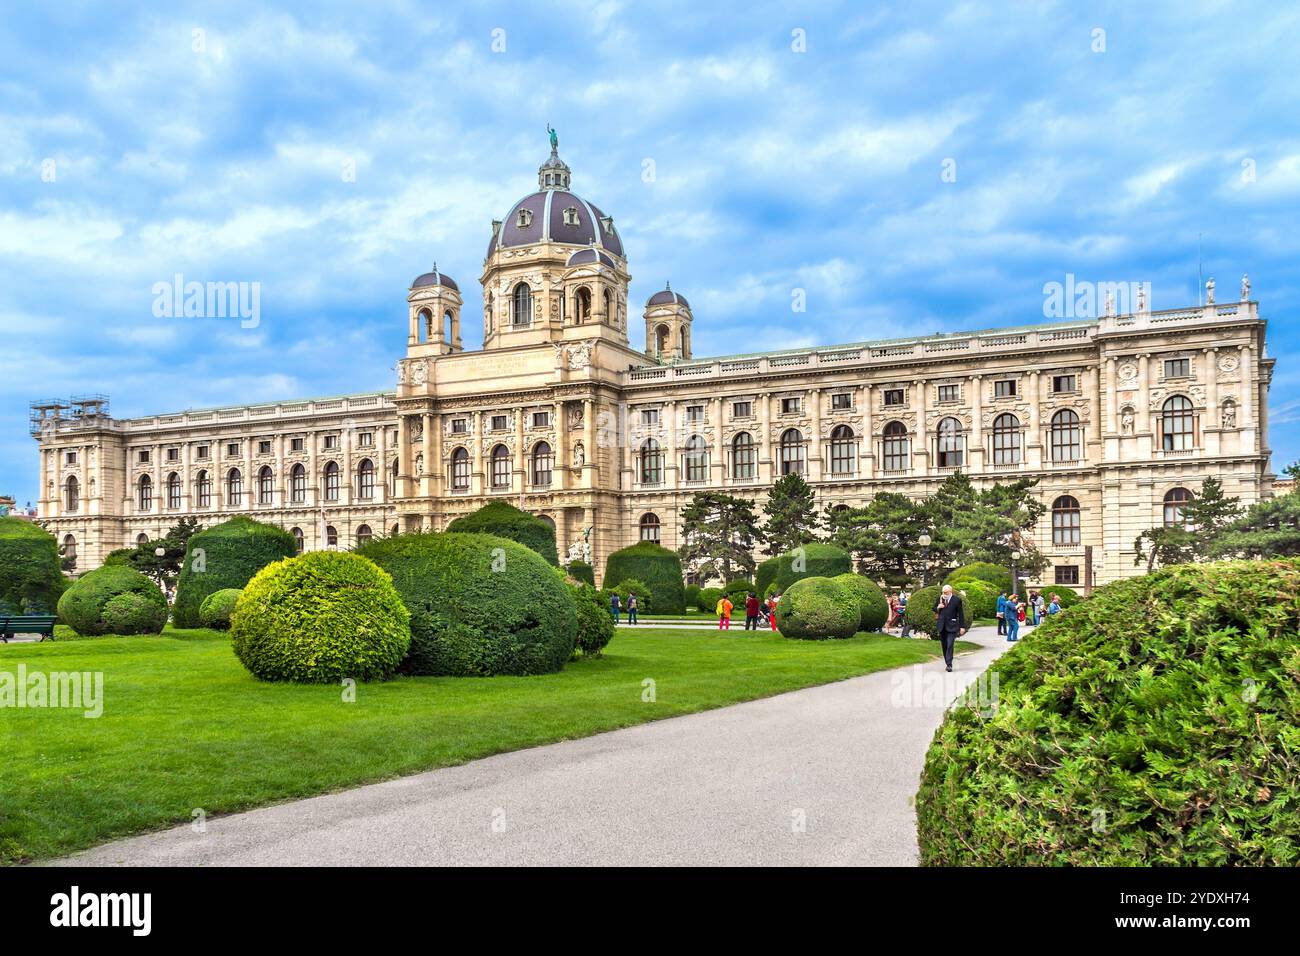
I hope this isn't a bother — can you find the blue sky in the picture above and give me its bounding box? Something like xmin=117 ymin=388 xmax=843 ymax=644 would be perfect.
xmin=2 ymin=0 xmax=1298 ymax=506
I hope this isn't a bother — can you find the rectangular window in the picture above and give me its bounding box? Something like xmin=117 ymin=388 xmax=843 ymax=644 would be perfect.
xmin=359 ymin=432 xmax=373 ymax=447
xmin=167 ymin=447 xmax=180 ymax=461
xmin=1052 ymin=375 xmax=1077 ymax=394
xmin=937 ymin=384 xmax=960 ymax=403
xmin=686 ymin=405 xmax=704 ymax=422
xmin=491 ymin=414 xmax=509 ymax=431
xmin=258 ymin=440 xmax=272 ymax=454
xmin=138 ymin=450 xmax=151 ymax=464
xmin=226 ymin=442 xmax=240 ymax=457
xmin=291 ymin=438 xmax=305 ymax=452
xmin=831 ymin=393 xmax=853 ymax=410
xmin=324 ymin=435 xmax=337 ymax=450
xmin=532 ymin=411 xmax=550 ymax=428
xmin=883 ymin=389 xmax=904 ymax=407
xmin=65 ymin=451 xmax=77 ymax=465
xmin=196 ymin=445 xmax=209 ymax=460
xmin=1164 ymin=358 xmax=1190 ymax=379
xmin=732 ymin=401 xmax=752 ymax=418
xmin=1055 ymin=565 xmax=1080 ymax=585
xmin=781 ymin=397 xmax=801 ymax=415
xmin=994 ymin=380 xmax=1017 ymax=398
xmin=451 ymin=418 xmax=467 ymax=434
xmin=641 ymin=408 xmax=660 ymax=426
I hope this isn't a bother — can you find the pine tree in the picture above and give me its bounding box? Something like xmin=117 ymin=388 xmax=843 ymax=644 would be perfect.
xmin=1180 ymin=476 xmax=1243 ymax=556
xmin=761 ymin=473 xmax=820 ymax=556
xmin=824 ymin=493 xmax=931 ymax=583
xmin=678 ymin=492 xmax=760 ymax=583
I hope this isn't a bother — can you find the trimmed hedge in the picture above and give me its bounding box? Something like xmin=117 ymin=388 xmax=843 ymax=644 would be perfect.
xmin=1044 ymin=585 xmax=1081 ymax=608
xmin=446 ymin=501 xmax=559 ymax=566
xmin=831 ymin=573 xmax=889 ymax=632
xmin=57 ymin=565 xmax=166 ymax=636
xmin=0 ymin=517 xmax=65 ymax=615
xmin=775 ymin=576 xmax=860 ymax=640
xmin=953 ymin=579 xmax=1000 ymax=621
xmin=603 ymin=542 xmax=685 ymax=613
xmin=904 ymin=584 xmax=974 ymax=639
xmin=755 ymin=557 xmax=781 ymax=599
xmin=723 ymin=579 xmax=755 ymax=603
xmin=917 ymin=560 xmax=1300 ymax=865
xmin=173 ymin=517 xmax=297 ymax=628
xmin=231 ymin=552 xmax=410 ymax=683
xmin=358 ymin=531 xmax=576 ymax=676
xmin=774 ymin=543 xmax=852 ymax=591
xmin=945 ymin=561 xmax=1012 ymax=594
xmin=566 ymin=560 xmax=595 ymax=586
xmin=199 ymin=588 xmax=242 ymax=630
xmin=570 ymin=583 xmax=615 ymax=656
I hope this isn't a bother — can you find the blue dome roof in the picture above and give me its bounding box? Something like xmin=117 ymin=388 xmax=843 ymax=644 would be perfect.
xmin=410 ymin=266 xmax=458 ymax=292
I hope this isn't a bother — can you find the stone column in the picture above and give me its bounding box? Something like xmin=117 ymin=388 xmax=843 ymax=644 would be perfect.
xmin=860 ymin=384 xmax=874 ymax=479
xmin=1137 ymin=354 xmax=1151 ymax=436
xmin=969 ymin=375 xmax=983 ymax=471
xmin=808 ymin=388 xmax=823 ymax=481
xmin=154 ymin=442 xmax=162 ymax=516
xmin=182 ymin=441 xmax=192 ymax=510
xmin=1239 ymin=344 xmax=1253 ymax=427
xmin=422 ymin=413 xmax=434 ymax=499
xmin=1027 ymin=371 xmax=1042 ymax=468
xmin=554 ymin=400 xmax=568 ymax=491
xmin=914 ymin=379 xmax=928 ymax=474
xmin=429 ymin=413 xmax=442 ymax=501
xmin=1204 ymin=349 xmax=1220 ymax=455
xmin=664 ymin=399 xmax=677 ymax=489
xmin=471 ymin=411 xmax=484 ymax=496
xmin=1088 ymin=365 xmax=1101 ymax=462
xmin=583 ymin=398 xmax=597 ymax=488
xmin=759 ymin=390 xmax=773 ymax=482
xmin=712 ymin=395 xmax=725 ymax=484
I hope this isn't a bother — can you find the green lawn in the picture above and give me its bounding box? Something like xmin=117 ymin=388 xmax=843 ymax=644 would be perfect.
xmin=0 ymin=625 xmax=967 ymax=864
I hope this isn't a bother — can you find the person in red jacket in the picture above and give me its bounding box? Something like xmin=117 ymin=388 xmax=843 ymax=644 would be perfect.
xmin=768 ymin=593 xmax=780 ymax=631
xmin=744 ymin=592 xmax=760 ymax=630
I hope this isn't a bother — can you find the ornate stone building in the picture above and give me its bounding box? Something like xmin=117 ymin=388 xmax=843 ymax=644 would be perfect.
xmin=32 ymin=145 xmax=1275 ymax=587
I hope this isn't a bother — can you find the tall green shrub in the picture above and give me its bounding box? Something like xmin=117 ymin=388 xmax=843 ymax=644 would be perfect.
xmin=570 ymin=582 xmax=615 ymax=656
xmin=0 ymin=517 xmax=65 ymax=615
xmin=173 ymin=517 xmax=296 ymax=627
xmin=446 ymin=502 xmax=559 ymax=566
xmin=755 ymin=556 xmax=781 ymax=599
xmin=566 ymin=560 xmax=595 ymax=586
xmin=57 ymin=564 xmax=166 ymax=636
xmin=918 ymin=559 xmax=1300 ymax=865
xmin=603 ymin=542 xmax=685 ymax=613
xmin=774 ymin=543 xmax=851 ymax=591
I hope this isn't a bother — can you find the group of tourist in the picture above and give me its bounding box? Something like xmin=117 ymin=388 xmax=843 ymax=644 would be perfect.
xmin=714 ymin=592 xmax=779 ymax=631
xmin=608 ymin=591 xmax=639 ymax=624
xmin=995 ymin=589 xmax=1062 ymax=642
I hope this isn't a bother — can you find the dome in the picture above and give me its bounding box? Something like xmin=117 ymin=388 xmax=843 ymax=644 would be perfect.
xmin=647 ymin=286 xmax=689 ymax=309
xmin=566 ymin=247 xmax=618 ymax=269
xmin=410 ymin=266 xmax=458 ymax=292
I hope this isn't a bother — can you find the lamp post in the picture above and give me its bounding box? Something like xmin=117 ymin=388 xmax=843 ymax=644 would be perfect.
xmin=918 ymin=533 xmax=932 ymax=588
xmin=154 ymin=545 xmax=167 ymax=593
xmin=1010 ymin=549 xmax=1021 ymax=599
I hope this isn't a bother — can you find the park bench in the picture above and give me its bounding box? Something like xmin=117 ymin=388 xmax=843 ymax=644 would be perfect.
xmin=0 ymin=615 xmax=57 ymax=643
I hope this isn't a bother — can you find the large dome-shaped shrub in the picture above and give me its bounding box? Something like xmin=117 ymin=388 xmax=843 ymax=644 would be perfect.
xmin=570 ymin=582 xmax=615 ymax=656
xmin=446 ymin=502 xmax=559 ymax=566
xmin=358 ymin=532 xmax=577 ymax=676
xmin=945 ymin=561 xmax=1012 ymax=594
xmin=603 ymin=542 xmax=685 ymax=613
xmin=198 ymin=588 xmax=242 ymax=630
xmin=173 ymin=517 xmax=297 ymax=627
xmin=917 ymin=560 xmax=1300 ymax=865
xmin=57 ymin=564 xmax=167 ymax=636
xmin=231 ymin=551 xmax=410 ymax=683
xmin=775 ymin=576 xmax=860 ymax=639
xmin=903 ymin=584 xmax=974 ymax=639
xmin=774 ymin=543 xmax=851 ymax=591
xmin=831 ymin=573 xmax=888 ymax=632
xmin=952 ymin=578 xmax=999 ymax=621
xmin=0 ymin=517 xmax=65 ymax=614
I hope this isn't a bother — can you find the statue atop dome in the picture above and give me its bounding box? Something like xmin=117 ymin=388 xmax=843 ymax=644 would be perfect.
xmin=547 ymin=124 xmax=558 ymax=152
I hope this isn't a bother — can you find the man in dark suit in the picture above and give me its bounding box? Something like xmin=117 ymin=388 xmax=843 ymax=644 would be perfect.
xmin=935 ymin=584 xmax=966 ymax=672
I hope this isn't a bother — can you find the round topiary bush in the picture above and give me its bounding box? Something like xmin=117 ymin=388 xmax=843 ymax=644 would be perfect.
xmin=603 ymin=542 xmax=685 ymax=613
xmin=1044 ymin=584 xmax=1081 ymax=608
xmin=774 ymin=543 xmax=852 ymax=591
xmin=904 ymin=584 xmax=974 ymax=639
xmin=723 ymin=579 xmax=755 ymax=604
xmin=358 ymin=531 xmax=577 ymax=676
xmin=831 ymin=573 xmax=889 ymax=632
xmin=609 ymin=578 xmax=654 ymax=613
xmin=57 ymin=565 xmax=167 ymax=636
xmin=945 ymin=561 xmax=1012 ymax=594
xmin=0 ymin=517 xmax=65 ymax=615
xmin=446 ymin=501 xmax=559 ymax=566
xmin=775 ymin=576 xmax=860 ymax=640
xmin=173 ymin=517 xmax=297 ymax=628
xmin=953 ymin=579 xmax=1000 ymax=621
xmin=917 ymin=559 xmax=1300 ymax=865
xmin=755 ymin=556 xmax=781 ymax=599
xmin=231 ymin=551 xmax=410 ymax=683
xmin=570 ymin=582 xmax=615 ymax=656
xmin=198 ymin=588 xmax=242 ymax=630
xmin=566 ymin=560 xmax=595 ymax=586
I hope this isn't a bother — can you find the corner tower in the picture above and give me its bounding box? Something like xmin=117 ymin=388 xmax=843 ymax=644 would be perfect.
xmin=643 ymin=284 xmax=692 ymax=361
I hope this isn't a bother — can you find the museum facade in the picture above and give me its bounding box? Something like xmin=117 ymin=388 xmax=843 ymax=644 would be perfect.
xmin=32 ymin=146 xmax=1276 ymax=587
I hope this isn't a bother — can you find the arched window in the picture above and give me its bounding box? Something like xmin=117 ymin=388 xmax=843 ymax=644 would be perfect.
xmin=290 ymin=527 xmax=304 ymax=554
xmin=325 ymin=525 xmax=338 ymax=548
xmin=490 ymin=444 xmax=511 ymax=489
xmin=655 ymin=324 xmax=669 ymax=355
xmin=389 ymin=458 xmax=398 ymax=497
xmin=531 ymin=441 xmax=553 ymax=487
xmin=136 ymin=533 xmax=149 ymax=546
xmin=779 ymin=428 xmax=805 ymax=476
xmin=1162 ymin=396 xmax=1195 ymax=451
xmin=1050 ymin=409 xmax=1082 ymax=462
xmin=418 ymin=309 xmax=432 ymax=341
xmin=226 ymin=468 xmax=242 ymax=506
xmin=356 ymin=524 xmax=373 ymax=546
xmin=679 ymin=326 xmax=687 ymax=354
xmin=684 ymin=434 xmax=708 ymax=481
xmin=936 ymin=417 xmax=964 ymax=468
xmin=603 ymin=289 xmax=612 ymax=324
xmin=575 ymin=287 xmax=592 ymax=324
xmin=62 ymin=534 xmax=77 ymax=560
xmin=196 ymin=470 xmax=211 ymax=508
xmin=830 ymin=425 xmax=855 ymax=475
xmin=64 ymin=476 xmax=79 ymax=512
xmin=991 ymin=414 xmax=1021 ymax=466
xmin=640 ymin=512 xmax=661 ymax=543
xmin=257 ymin=466 xmax=273 ymax=505
xmin=138 ymin=474 xmax=153 ymax=510
xmin=357 ymin=459 xmax=375 ymax=500
xmin=167 ymin=472 xmax=182 ymax=509
xmin=639 ymin=439 xmax=664 ymax=484
xmin=290 ymin=464 xmax=307 ymax=503
xmin=512 ymin=283 xmax=533 ymax=327
xmin=732 ymin=432 xmax=755 ymax=479
xmin=1164 ymin=487 xmax=1193 ymax=527
xmin=882 ymin=421 xmax=909 ymax=472
xmin=451 ymin=447 xmax=470 ymax=490
xmin=323 ymin=461 xmax=340 ymax=501
xmin=1052 ymin=495 xmax=1081 ymax=546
